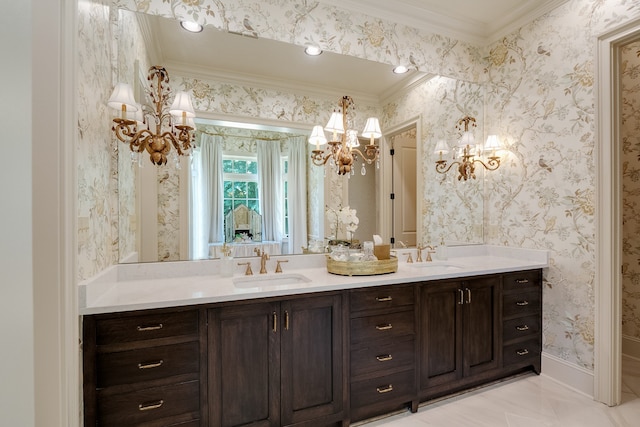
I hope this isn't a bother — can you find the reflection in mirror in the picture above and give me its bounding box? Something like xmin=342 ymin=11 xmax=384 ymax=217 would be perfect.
xmin=114 ymin=8 xmax=484 ymax=264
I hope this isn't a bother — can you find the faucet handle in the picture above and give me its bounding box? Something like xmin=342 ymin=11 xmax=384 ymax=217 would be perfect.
xmin=425 ymin=247 xmax=436 ymax=262
xmin=254 ymin=248 xmax=262 ymax=256
xmin=275 ymin=259 xmax=288 ymax=273
xmin=403 ymin=252 xmax=414 ymax=263
xmin=238 ymin=262 xmax=253 ymax=275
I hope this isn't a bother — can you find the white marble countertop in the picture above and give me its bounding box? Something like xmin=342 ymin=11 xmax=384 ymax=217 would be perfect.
xmin=79 ymin=245 xmax=548 ymax=315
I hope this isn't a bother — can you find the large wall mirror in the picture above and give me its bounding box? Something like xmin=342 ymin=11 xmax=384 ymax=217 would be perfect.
xmin=114 ymin=8 xmax=485 ymax=263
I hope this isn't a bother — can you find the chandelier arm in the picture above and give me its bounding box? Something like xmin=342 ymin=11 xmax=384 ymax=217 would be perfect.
xmin=435 ymin=160 xmax=459 ymax=175
xmin=123 ymin=128 xmax=152 ymax=153
xmin=112 ymin=120 xmax=137 ymax=143
xmin=161 ymin=131 xmax=183 ymax=156
xmin=136 ymin=131 xmax=155 ymax=154
xmin=473 ymin=157 xmax=501 ymax=171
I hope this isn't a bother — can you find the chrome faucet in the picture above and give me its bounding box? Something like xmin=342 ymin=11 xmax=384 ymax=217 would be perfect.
xmin=254 ymin=248 xmax=270 ymax=274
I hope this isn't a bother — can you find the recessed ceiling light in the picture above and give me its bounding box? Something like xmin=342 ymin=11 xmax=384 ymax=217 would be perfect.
xmin=304 ymin=45 xmax=323 ymax=56
xmin=393 ymin=65 xmax=409 ymax=74
xmin=180 ymin=21 xmax=203 ymax=33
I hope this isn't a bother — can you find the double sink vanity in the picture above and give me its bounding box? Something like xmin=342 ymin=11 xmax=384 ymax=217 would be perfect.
xmin=80 ymin=245 xmax=548 ymax=426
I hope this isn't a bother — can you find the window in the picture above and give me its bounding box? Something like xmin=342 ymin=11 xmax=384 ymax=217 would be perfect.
xmin=223 ymin=156 xmax=259 ymax=217
xmin=222 ymin=155 xmax=289 ymax=237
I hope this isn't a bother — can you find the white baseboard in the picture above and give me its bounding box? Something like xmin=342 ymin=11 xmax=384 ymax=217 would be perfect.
xmin=622 ymin=335 xmax=640 ymax=360
xmin=541 ymin=351 xmax=594 ymax=398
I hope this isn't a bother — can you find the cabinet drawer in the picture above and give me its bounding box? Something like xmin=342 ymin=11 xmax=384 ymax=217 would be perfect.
xmin=97 ymin=341 xmax=200 ymax=388
xmin=503 ymin=291 xmax=540 ymax=317
xmin=350 ymin=285 xmax=414 ymax=313
xmin=96 ymin=310 xmax=199 ymax=345
xmin=97 ymin=380 xmax=199 ymax=426
xmin=503 ymin=270 xmax=540 ymax=292
xmin=503 ymin=339 xmax=541 ymax=366
xmin=351 ymin=336 xmax=415 ymax=378
xmin=351 ymin=310 xmax=414 ymax=345
xmin=350 ymin=369 xmax=415 ymax=409
xmin=503 ymin=315 xmax=540 ymax=343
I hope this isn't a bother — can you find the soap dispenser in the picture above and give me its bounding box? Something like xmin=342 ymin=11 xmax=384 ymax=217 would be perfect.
xmin=220 ymin=243 xmax=235 ymax=277
xmin=436 ymin=237 xmax=448 ymax=261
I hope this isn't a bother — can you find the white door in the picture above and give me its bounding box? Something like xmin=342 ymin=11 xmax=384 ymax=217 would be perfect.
xmin=391 ymin=128 xmax=417 ymax=247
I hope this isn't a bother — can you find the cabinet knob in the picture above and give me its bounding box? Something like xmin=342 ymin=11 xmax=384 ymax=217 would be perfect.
xmin=375 ymin=323 xmax=393 ymax=331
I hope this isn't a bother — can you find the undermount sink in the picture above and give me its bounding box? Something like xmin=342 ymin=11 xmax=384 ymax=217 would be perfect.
xmin=233 ymin=273 xmax=312 ymax=288
xmin=408 ymin=262 xmax=463 ymax=272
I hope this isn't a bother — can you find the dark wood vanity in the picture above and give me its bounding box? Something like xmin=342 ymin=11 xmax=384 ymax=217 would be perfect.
xmin=82 ymin=269 xmax=542 ymax=426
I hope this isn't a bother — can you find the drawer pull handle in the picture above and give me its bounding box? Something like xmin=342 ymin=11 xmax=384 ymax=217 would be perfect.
xmin=138 ymin=360 xmax=164 ymax=370
xmin=516 ymin=349 xmax=530 ymax=356
xmin=272 ymin=311 xmax=277 ymax=333
xmin=376 ymin=323 xmax=393 ymax=331
xmin=458 ymin=289 xmax=464 ymax=305
xmin=516 ymin=279 xmax=530 ymax=284
xmin=376 ymin=354 xmax=393 ymax=362
xmin=138 ymin=400 xmax=164 ymax=411
xmin=137 ymin=323 xmax=163 ymax=332
xmin=516 ymin=301 xmax=529 ymax=306
xmin=376 ymin=296 xmax=393 ymax=302
xmin=516 ymin=325 xmax=530 ymax=331
xmin=376 ymin=385 xmax=394 ymax=394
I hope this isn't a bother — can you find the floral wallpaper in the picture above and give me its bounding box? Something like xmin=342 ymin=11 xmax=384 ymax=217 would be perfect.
xmin=482 ymin=0 xmax=640 ymax=368
xmin=77 ymin=0 xmax=640 ymax=372
xmin=77 ymin=0 xmax=117 ymax=280
xmin=622 ymin=40 xmax=640 ymax=343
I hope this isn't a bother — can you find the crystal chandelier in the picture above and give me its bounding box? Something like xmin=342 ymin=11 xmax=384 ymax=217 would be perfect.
xmin=309 ymin=96 xmax=382 ymax=176
xmin=107 ymin=66 xmax=196 ymax=167
xmin=434 ymin=116 xmax=503 ymax=181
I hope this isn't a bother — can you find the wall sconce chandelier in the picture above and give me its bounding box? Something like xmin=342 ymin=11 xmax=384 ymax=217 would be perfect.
xmin=309 ymin=96 xmax=381 ymax=176
xmin=434 ymin=116 xmax=502 ymax=181
xmin=107 ymin=66 xmax=196 ymax=166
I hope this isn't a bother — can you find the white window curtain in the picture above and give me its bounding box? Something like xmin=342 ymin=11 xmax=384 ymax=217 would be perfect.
xmin=190 ymin=133 xmax=224 ymax=259
xmin=287 ymin=136 xmax=308 ymax=254
xmin=257 ymin=140 xmax=283 ymax=242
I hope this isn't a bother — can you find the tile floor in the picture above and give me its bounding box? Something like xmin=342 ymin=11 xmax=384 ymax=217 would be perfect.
xmin=361 ymin=356 xmax=640 ymax=427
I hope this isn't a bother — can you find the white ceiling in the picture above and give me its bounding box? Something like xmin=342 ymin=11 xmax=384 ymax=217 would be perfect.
xmin=139 ymin=0 xmax=567 ymax=113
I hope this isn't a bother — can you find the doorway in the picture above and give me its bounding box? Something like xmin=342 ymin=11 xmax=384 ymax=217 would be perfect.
xmin=595 ymin=19 xmax=640 ymax=407
xmin=390 ymin=127 xmax=418 ymax=247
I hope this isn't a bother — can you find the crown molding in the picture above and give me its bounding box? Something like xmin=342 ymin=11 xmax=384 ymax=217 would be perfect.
xmin=318 ymin=0 xmax=569 ymax=46
xmin=165 ymin=60 xmax=382 ymax=106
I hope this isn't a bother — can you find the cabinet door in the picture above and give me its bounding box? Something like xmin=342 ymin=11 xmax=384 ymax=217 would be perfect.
xmin=461 ymin=277 xmax=500 ymax=377
xmin=419 ymin=281 xmax=462 ymax=390
xmin=280 ymin=294 xmax=344 ymax=425
xmin=209 ymin=302 xmax=280 ymax=427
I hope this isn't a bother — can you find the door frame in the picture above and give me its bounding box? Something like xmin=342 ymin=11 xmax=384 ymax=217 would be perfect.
xmin=595 ymin=18 xmax=640 ymax=406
